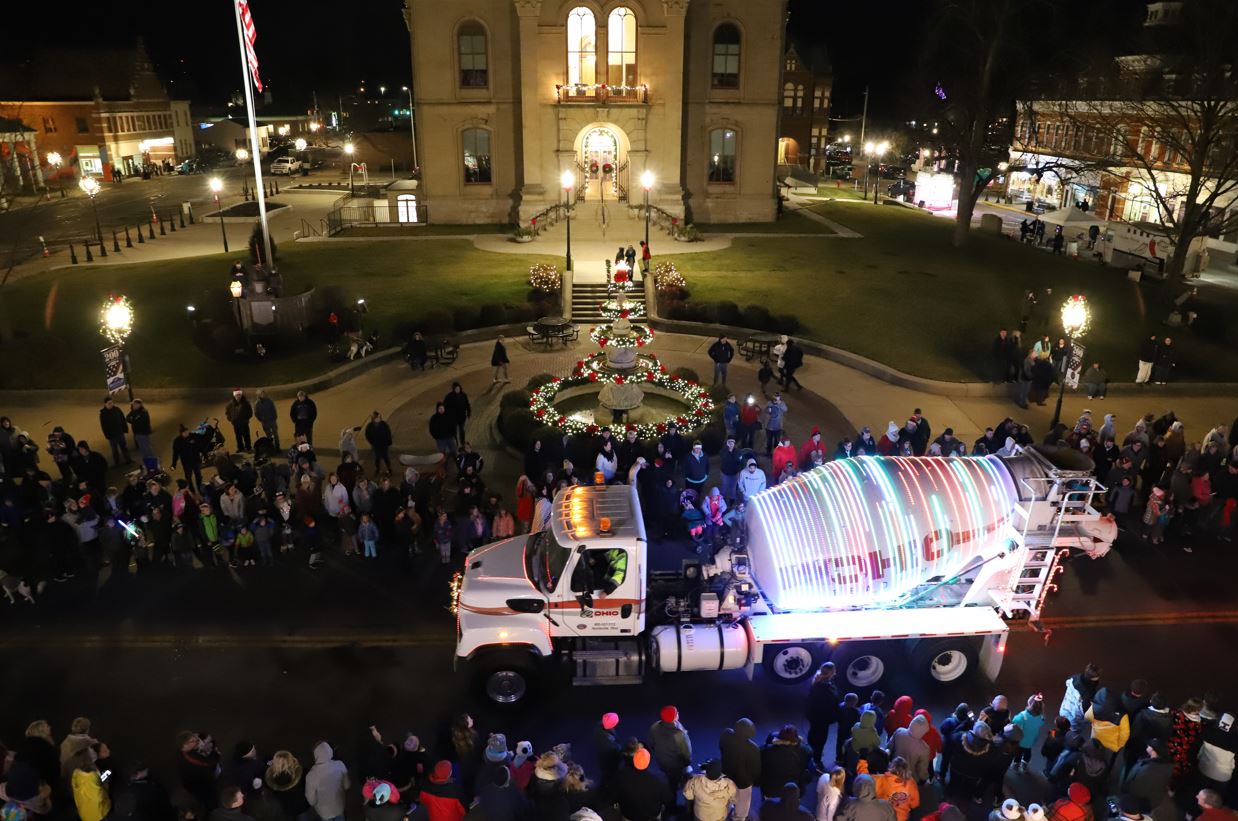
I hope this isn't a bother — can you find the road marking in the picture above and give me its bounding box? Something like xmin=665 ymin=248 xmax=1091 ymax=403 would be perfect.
xmin=1014 ymin=609 xmax=1238 ymax=631
xmin=0 ymin=633 xmax=456 ymax=649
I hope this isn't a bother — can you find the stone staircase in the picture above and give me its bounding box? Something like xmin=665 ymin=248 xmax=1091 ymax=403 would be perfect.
xmin=569 ymin=277 xmax=646 ymax=321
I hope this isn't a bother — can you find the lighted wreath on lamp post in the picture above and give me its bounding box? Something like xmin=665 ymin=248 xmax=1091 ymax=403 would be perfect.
xmin=1050 ymin=294 xmax=1091 ymax=429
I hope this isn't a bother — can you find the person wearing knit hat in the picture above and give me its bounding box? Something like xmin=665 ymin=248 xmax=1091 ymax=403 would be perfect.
xmin=1046 ymin=783 xmax=1092 ymax=821
xmin=878 ymin=421 xmax=901 ymax=456
xmin=1025 ymin=805 xmax=1045 ymax=821
xmin=419 ymin=761 xmax=464 ymax=821
xmin=601 ymin=712 xmax=619 ymax=730
xmin=511 ymin=741 xmax=536 ymax=792
xmin=484 ymin=733 xmax=511 ymax=764
xmin=682 ymin=758 xmax=737 ymax=821
xmin=361 ymin=778 xmax=404 ymax=821
xmin=649 ymin=706 xmax=692 ymax=793
xmin=988 ymin=798 xmax=1024 ymax=821
xmin=614 ymin=743 xmax=668 ymax=821
xmin=594 ymin=715 xmax=622 ymax=798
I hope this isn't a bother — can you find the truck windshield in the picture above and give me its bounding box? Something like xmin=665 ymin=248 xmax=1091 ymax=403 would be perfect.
xmin=525 ymin=531 xmax=570 ymax=594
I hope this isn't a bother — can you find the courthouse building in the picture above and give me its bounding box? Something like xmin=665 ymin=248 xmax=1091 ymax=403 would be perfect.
xmin=402 ymin=0 xmax=789 ymax=224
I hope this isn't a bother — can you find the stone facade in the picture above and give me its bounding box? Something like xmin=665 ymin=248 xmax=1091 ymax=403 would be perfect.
xmin=402 ymin=0 xmax=787 ymax=224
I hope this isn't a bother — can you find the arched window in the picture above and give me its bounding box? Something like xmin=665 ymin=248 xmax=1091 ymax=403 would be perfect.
xmin=458 ymin=22 xmax=488 ymax=88
xmin=783 ymin=82 xmax=796 ymax=109
xmin=813 ymin=86 xmax=827 ymax=111
xmin=607 ymin=7 xmax=636 ymax=87
xmin=567 ymin=7 xmax=596 ymax=87
xmin=462 ymin=128 xmax=491 ymax=184
xmin=397 ymin=194 xmax=419 ymax=223
xmin=711 ymin=24 xmax=740 ymax=88
xmin=708 ymin=128 xmax=736 ymax=183
xmin=794 ymin=84 xmax=805 ymax=113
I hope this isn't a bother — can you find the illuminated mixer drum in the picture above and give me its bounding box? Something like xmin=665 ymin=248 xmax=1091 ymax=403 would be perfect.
xmin=745 ymin=455 xmax=1025 ymax=611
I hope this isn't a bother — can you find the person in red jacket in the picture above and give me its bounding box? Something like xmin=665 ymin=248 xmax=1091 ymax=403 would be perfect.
xmin=914 ymin=709 xmax=943 ymax=760
xmin=772 ymin=436 xmax=798 ymax=480
xmin=886 ymin=696 xmax=915 ymax=736
xmin=1196 ymin=789 xmax=1238 ymax=821
xmin=799 ymin=428 xmax=827 ymax=469
xmin=420 ymin=761 xmax=465 ymax=821
xmin=1048 ymin=783 xmax=1094 ymax=821
xmin=877 ymin=422 xmax=900 ymax=456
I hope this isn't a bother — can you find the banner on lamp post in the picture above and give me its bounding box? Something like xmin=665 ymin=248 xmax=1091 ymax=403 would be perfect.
xmin=1063 ymin=341 xmax=1086 ymax=389
xmin=102 ymin=345 xmax=128 ymax=395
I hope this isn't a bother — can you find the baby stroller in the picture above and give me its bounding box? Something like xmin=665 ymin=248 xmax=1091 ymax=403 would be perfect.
xmin=139 ymin=455 xmax=170 ymax=486
xmin=679 ymin=489 xmax=710 ymax=553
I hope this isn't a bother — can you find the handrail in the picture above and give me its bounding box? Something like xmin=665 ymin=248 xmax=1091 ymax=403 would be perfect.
xmin=527 ymin=202 xmax=565 ymax=236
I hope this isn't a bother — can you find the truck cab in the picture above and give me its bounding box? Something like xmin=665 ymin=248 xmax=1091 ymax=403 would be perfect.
xmin=455 ymin=485 xmax=646 ymax=701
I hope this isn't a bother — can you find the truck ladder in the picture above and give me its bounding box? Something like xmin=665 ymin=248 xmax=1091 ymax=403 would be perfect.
xmin=999 ymin=454 xmax=1106 ymax=624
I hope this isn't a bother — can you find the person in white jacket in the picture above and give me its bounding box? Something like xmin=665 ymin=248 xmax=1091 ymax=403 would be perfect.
xmin=682 ymin=759 xmax=736 ymax=821
xmin=322 ymin=474 xmax=349 ymax=518
xmin=737 ymin=459 xmax=767 ymax=502
xmin=304 ymin=741 xmax=349 ymax=821
xmin=816 ymin=766 xmax=845 ymax=821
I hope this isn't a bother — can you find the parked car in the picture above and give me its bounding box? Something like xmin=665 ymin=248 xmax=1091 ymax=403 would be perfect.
xmin=888 ymin=179 xmax=916 ymax=200
xmin=270 ymin=157 xmax=302 ymax=175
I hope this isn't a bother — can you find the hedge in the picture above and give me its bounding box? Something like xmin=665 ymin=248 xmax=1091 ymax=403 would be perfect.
xmin=660 ymin=298 xmax=801 ymax=335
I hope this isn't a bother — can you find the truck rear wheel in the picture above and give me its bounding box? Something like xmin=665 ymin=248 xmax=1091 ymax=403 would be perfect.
xmin=908 ymin=638 xmax=978 ymax=684
xmin=830 ymin=643 xmax=893 ymax=690
xmin=473 ymin=652 xmax=538 ymax=705
xmin=763 ymin=643 xmax=819 ymax=684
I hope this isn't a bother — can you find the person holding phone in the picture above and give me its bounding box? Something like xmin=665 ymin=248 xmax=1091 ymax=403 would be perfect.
xmin=69 ymin=745 xmax=112 ymax=821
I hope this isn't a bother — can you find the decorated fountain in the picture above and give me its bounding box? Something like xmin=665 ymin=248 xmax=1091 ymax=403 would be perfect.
xmin=525 ymin=261 xmax=714 ymax=438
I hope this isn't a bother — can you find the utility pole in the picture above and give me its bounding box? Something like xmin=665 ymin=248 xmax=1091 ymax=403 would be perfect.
xmin=858 ymin=86 xmax=869 ymax=150
xmin=859 ymin=87 xmax=869 ymax=198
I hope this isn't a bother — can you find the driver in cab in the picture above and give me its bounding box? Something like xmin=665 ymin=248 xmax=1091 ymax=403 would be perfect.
xmin=585 ymin=548 xmax=627 ymax=599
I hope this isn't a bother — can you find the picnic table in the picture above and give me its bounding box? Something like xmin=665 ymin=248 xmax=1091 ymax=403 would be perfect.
xmin=739 ymin=332 xmax=781 ymax=362
xmin=427 ymin=337 xmax=459 ymax=367
xmin=527 ymin=316 xmax=578 ymax=348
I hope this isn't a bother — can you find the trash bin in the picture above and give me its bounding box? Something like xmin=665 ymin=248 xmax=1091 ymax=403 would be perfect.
xmin=1067 ymin=241 xmax=1079 ymax=257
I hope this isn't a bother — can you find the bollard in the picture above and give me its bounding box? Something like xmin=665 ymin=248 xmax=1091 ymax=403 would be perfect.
xmin=169 ymin=214 xmax=177 ymax=232
xmin=125 ymin=226 xmax=133 ymax=248
xmin=273 ymin=179 xmax=279 ymax=194
xmin=113 ymin=231 xmax=121 ymax=252
xmin=148 ymin=220 xmax=156 ymax=240
xmin=188 ymin=205 xmax=195 ymax=225
xmin=137 ymin=224 xmax=145 ymax=244
xmin=178 ymin=209 xmax=185 ymax=229
xmin=85 ymin=243 xmax=94 ymax=262
xmin=98 ymin=237 xmax=107 ymax=258
xmin=159 ymin=219 xmax=166 ymax=236
xmin=70 ymin=243 xmax=78 ymax=264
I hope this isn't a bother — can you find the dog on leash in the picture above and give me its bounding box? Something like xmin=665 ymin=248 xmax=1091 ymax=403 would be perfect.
xmin=0 ymin=570 xmax=36 ymax=604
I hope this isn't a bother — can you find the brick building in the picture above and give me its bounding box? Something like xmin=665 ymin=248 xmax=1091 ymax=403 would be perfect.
xmin=0 ymin=39 xmax=194 ymax=189
xmin=776 ymin=40 xmax=831 ymax=175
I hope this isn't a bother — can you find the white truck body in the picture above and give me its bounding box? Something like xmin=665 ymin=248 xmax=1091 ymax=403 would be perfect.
xmin=454 ymin=447 xmax=1112 ymax=703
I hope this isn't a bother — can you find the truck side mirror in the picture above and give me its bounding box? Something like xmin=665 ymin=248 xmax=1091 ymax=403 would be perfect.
xmin=620 ymin=603 xmax=632 ymax=618
xmin=506 ymin=598 xmax=545 ymax=614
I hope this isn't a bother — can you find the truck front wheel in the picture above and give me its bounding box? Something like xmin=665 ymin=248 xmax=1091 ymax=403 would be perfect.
xmin=763 ymin=643 xmax=819 ymax=684
xmin=908 ymin=638 xmax=979 ymax=684
xmin=472 ymin=652 xmax=538 ymax=705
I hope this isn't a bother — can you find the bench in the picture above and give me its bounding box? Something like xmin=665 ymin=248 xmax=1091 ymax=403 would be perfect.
xmin=428 ymin=338 xmax=459 ymax=367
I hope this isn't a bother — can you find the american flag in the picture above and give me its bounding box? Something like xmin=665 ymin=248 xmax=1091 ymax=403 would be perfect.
xmin=237 ymin=0 xmax=263 ymax=92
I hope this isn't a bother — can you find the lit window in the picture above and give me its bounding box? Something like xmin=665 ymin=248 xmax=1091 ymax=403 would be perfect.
xmin=459 ymin=22 xmax=488 ymax=88
xmin=567 ymin=7 xmax=596 ymax=86
xmin=397 ymin=193 xmax=419 ymax=223
xmin=711 ymin=24 xmax=740 ymax=89
xmin=708 ymin=128 xmax=736 ymax=183
xmin=783 ymin=82 xmax=796 ymax=109
xmin=795 ymin=84 xmax=805 ymax=113
xmin=462 ymin=128 xmax=492 ymax=184
xmin=813 ymin=86 xmax=827 ymax=111
xmin=607 ymin=7 xmax=636 ymax=87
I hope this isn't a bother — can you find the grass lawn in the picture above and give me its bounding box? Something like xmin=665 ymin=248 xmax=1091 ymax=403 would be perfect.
xmin=697 ymin=210 xmax=840 ymax=235
xmin=0 ymin=241 xmax=556 ymax=389
xmin=334 ymin=224 xmax=509 ymax=238
xmin=668 ymin=201 xmax=1238 ymax=382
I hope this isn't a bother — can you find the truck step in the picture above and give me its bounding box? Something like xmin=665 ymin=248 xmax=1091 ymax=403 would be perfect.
xmin=573 ymin=675 xmax=646 ymax=687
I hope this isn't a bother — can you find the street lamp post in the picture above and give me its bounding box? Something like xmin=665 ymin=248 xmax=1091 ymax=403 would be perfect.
xmin=401 ymin=86 xmax=418 ymax=173
xmin=47 ymin=152 xmax=65 ymax=198
xmin=79 ymin=176 xmax=103 ymax=244
xmin=230 ymin=279 xmax=247 ymax=344
xmin=640 ymin=169 xmax=654 ymax=253
xmin=561 ymin=170 xmax=575 ymax=272
xmin=1050 ymin=295 xmax=1091 ymax=430
xmin=100 ymin=295 xmax=135 ymax=401
xmin=209 ymin=177 xmax=229 ymax=253
xmin=345 ymin=143 xmax=356 ymax=195
xmin=294 ymin=137 xmax=308 ymax=175
xmin=868 ymin=141 xmax=889 ymax=205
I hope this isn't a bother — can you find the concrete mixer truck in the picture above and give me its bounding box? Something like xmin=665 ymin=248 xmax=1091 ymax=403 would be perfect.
xmin=453 ymin=446 xmax=1114 ymax=704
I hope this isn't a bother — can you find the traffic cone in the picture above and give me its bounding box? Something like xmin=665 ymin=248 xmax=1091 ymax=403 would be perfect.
xmin=70 ymin=243 xmax=78 ymax=264
xmin=42 ymin=245 xmax=49 ymax=258
xmin=113 ymin=231 xmax=121 ymax=252
xmin=125 ymin=226 xmax=133 ymax=248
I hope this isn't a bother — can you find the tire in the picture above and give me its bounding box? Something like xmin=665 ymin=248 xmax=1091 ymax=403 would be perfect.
xmin=763 ymin=643 xmax=820 ymax=684
xmin=829 ymin=642 xmax=895 ymax=691
xmin=908 ymin=637 xmax=979 ymax=685
xmin=472 ymin=651 xmax=538 ymax=706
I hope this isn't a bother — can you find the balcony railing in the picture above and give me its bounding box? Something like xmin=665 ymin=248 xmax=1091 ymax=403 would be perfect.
xmin=556 ymin=83 xmax=649 ymax=104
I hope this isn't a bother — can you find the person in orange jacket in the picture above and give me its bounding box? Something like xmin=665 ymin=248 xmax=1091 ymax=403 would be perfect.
xmin=872 ymin=757 xmax=920 ymax=821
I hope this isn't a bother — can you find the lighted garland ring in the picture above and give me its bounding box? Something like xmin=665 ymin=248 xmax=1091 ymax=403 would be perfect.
xmin=591 ymin=322 xmax=654 ymax=348
xmin=599 ymin=301 xmax=646 ymax=320
xmin=527 ymin=353 xmax=715 ymax=439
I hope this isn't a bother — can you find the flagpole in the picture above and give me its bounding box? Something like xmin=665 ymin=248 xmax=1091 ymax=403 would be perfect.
xmin=234 ymin=0 xmax=275 ymax=270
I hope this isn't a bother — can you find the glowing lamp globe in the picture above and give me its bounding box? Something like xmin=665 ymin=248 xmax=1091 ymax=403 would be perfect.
xmin=47 ymin=151 xmax=62 ymax=167
xmin=100 ymin=296 xmax=134 ymax=344
xmin=79 ymin=176 xmax=100 ymax=197
xmin=640 ymin=170 xmax=655 ymax=191
xmin=209 ymin=177 xmax=223 ymax=194
xmin=294 ymin=138 xmax=308 ymax=151
xmin=1061 ymin=295 xmax=1090 ymax=337
xmin=229 ymin=280 xmax=244 ymax=299
xmin=561 ymin=169 xmax=575 ymax=191
xmin=236 ymin=148 xmax=249 ymax=161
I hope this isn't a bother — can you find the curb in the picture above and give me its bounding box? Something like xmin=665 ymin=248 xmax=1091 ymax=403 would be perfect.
xmin=641 ymin=279 xmax=1238 ymax=399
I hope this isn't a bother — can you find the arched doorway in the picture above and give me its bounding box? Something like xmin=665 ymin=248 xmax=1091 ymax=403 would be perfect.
xmin=577 ymin=125 xmax=628 ymax=200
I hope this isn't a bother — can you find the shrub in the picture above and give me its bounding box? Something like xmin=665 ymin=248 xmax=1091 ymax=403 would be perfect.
xmin=500 ymin=390 xmax=533 ymax=412
xmin=662 ymin=299 xmax=687 ymax=320
xmin=741 ymin=304 xmax=773 ymax=331
xmin=774 ymin=314 xmax=802 ymax=334
xmin=653 ymin=261 xmax=686 ymax=296
xmin=526 ymin=373 xmax=557 ymax=391
xmin=479 ymin=303 xmax=506 ymax=327
xmin=500 ymin=408 xmax=540 ymax=452
xmin=391 ymin=320 xmax=416 ymax=341
xmin=709 ymin=384 xmax=731 ymax=404
xmin=452 ymin=305 xmax=480 ymax=331
xmin=671 ymin=366 xmax=700 ymax=383
xmin=505 ymin=303 xmax=538 ymax=324
xmin=420 ymin=308 xmax=453 ymax=333
xmin=529 ymin=262 xmax=562 ymax=294
xmin=698 ymin=420 xmax=727 ymax=456
xmin=715 ymin=300 xmax=741 ymax=326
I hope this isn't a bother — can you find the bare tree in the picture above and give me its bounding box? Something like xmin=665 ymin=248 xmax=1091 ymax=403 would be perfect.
xmin=1043 ymin=0 xmax=1238 ymax=277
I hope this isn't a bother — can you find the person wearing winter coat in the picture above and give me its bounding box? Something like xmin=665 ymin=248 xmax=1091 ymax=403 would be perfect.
xmin=1196 ymin=708 xmax=1236 ymax=792
xmin=443 ymin=383 xmax=471 ymax=445
xmin=800 ymin=428 xmax=828 ymax=469
xmin=304 ymin=742 xmax=349 ymax=821
xmin=1120 ymin=739 xmax=1173 ymax=813
xmin=683 ymin=441 xmax=710 ymax=491
xmin=253 ymin=391 xmax=279 ymax=450
xmin=1060 ymin=665 xmax=1103 ymax=733
xmin=649 ymin=706 xmax=693 ymax=790
xmin=615 ymin=747 xmax=669 ymax=821
xmin=70 ymin=747 xmax=112 ymax=821
xmin=363 ymin=412 xmax=394 ymax=475
xmin=761 ymin=725 xmax=814 ymax=797
xmin=682 ymin=759 xmax=736 ymax=821
xmin=914 ymin=710 xmax=943 ymax=762
xmin=289 ymin=391 xmax=318 ymax=444
xmin=817 ymin=766 xmax=845 ymax=821
xmin=720 ymin=718 xmax=761 ymax=821
xmin=1047 ymin=783 xmax=1093 ymax=821
xmin=873 ymin=758 xmax=921 ymax=821
xmin=225 ymin=391 xmax=254 ymax=452
xmin=886 ymin=697 xmax=916 ymax=737
xmin=738 ymin=459 xmax=767 ymax=502
xmin=1011 ymin=695 xmax=1046 ymax=768
xmin=1126 ymin=694 xmax=1173 ymax=776
xmin=1084 ymin=688 xmax=1130 ymax=758
xmin=946 ymin=724 xmax=992 ymax=803
xmin=419 ymin=761 xmax=465 ymax=821
xmin=100 ymin=397 xmax=131 ymax=466
xmin=838 ymin=774 xmax=897 ymax=821
xmin=806 ymin=663 xmax=841 ymax=768
xmin=851 ymin=711 xmax=883 ymax=757
xmin=1169 ymin=698 xmax=1205 ymax=789
xmin=527 ymin=752 xmax=570 ymax=821
xmin=490 ymin=336 xmax=510 ymax=383
xmin=765 ymin=394 xmax=788 ymax=456
xmin=761 ymin=782 xmax=815 ymax=821
xmin=708 ymin=336 xmax=735 ymax=386
xmin=890 ymin=715 xmax=933 ymax=783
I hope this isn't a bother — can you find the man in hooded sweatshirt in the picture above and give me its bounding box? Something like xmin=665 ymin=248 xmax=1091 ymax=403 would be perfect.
xmin=615 ymin=746 xmax=669 ymax=821
xmin=851 ymin=712 xmax=883 ymax=759
xmin=304 ymin=742 xmax=349 ymax=821
xmin=839 ymin=773 xmax=897 ymax=821
xmin=420 ymin=761 xmax=465 ymax=821
xmin=649 ymin=705 xmax=693 ymax=794
xmin=1120 ymin=739 xmax=1173 ymax=813
xmin=887 ymin=697 xmax=916 ymax=738
xmin=720 ymin=719 xmax=761 ymax=821
xmin=760 ymin=782 xmax=814 ymax=821
xmin=891 ymin=715 xmax=933 ymax=783
xmin=682 ymin=759 xmax=736 ymax=821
